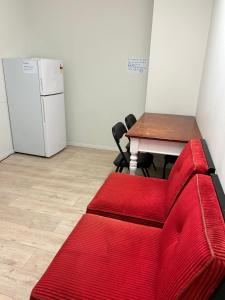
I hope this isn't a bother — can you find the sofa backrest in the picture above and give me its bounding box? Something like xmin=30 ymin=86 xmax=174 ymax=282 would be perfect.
xmin=165 ymin=139 xmax=210 ymax=214
xmin=210 ymin=174 xmax=225 ymax=299
xmin=158 ymin=174 xmax=225 ymax=300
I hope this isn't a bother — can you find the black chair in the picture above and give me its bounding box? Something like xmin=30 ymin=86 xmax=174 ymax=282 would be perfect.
xmin=125 ymin=113 xmax=157 ymax=171
xmin=112 ymin=122 xmax=154 ymax=177
xmin=162 ymin=155 xmax=178 ymax=179
xmin=125 ymin=114 xmax=137 ymax=130
xmin=124 ymin=114 xmax=137 ymax=153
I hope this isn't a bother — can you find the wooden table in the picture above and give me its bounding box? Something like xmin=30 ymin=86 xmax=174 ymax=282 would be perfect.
xmin=126 ymin=113 xmax=202 ymax=175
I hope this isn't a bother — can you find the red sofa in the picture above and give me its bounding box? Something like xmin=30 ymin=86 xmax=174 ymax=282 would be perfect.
xmin=87 ymin=139 xmax=215 ymax=227
xmin=31 ymin=174 xmax=225 ymax=300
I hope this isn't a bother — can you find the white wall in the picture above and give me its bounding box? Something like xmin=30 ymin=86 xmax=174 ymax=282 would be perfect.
xmin=145 ymin=0 xmax=213 ymax=116
xmin=27 ymin=0 xmax=154 ymax=149
xmin=0 ymin=0 xmax=30 ymax=160
xmin=197 ymin=0 xmax=225 ymax=189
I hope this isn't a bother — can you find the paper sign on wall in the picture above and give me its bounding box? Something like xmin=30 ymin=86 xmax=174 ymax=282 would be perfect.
xmin=128 ymin=58 xmax=148 ymax=74
xmin=23 ymin=60 xmax=37 ymax=74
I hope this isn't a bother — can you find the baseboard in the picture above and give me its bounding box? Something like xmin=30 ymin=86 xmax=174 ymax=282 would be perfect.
xmin=68 ymin=141 xmax=117 ymax=152
xmin=0 ymin=151 xmax=14 ymax=162
xmin=67 ymin=142 xmax=168 ymax=167
xmin=66 ymin=141 xmax=176 ymax=173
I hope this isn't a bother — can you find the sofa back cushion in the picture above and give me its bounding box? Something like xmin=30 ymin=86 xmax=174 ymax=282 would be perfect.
xmin=166 ymin=139 xmax=208 ymax=214
xmin=158 ymin=175 xmax=225 ymax=300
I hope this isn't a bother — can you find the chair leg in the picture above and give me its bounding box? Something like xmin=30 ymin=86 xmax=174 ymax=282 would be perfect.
xmin=141 ymin=168 xmax=147 ymax=177
xmin=115 ymin=166 xmax=120 ymax=172
xmin=119 ymin=167 xmax=123 ymax=173
xmin=162 ymin=162 xmax=167 ymax=179
xmin=152 ymin=162 xmax=157 ymax=171
xmin=145 ymin=168 xmax=150 ymax=177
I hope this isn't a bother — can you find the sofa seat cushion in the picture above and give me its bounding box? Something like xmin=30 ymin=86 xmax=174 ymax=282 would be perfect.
xmin=87 ymin=140 xmax=210 ymax=227
xmin=31 ymin=214 xmax=161 ymax=300
xmin=87 ymin=172 xmax=168 ymax=227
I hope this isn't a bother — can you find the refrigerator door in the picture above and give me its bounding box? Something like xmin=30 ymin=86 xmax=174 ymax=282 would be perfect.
xmin=0 ymin=59 xmax=13 ymax=160
xmin=3 ymin=58 xmax=45 ymax=156
xmin=38 ymin=59 xmax=64 ymax=95
xmin=0 ymin=101 xmax=14 ymax=160
xmin=41 ymin=93 xmax=66 ymax=157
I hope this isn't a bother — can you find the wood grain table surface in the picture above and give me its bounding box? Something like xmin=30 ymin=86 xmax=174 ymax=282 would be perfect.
xmin=127 ymin=113 xmax=202 ymax=142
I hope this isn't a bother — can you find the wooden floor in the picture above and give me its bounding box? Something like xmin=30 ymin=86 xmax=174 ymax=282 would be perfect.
xmin=0 ymin=146 xmax=118 ymax=300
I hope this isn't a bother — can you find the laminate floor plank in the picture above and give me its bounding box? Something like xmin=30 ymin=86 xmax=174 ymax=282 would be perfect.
xmin=0 ymin=146 xmax=117 ymax=299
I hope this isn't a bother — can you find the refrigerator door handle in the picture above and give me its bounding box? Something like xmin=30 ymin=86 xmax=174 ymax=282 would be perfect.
xmin=41 ymin=98 xmax=46 ymax=123
xmin=40 ymin=77 xmax=43 ymax=94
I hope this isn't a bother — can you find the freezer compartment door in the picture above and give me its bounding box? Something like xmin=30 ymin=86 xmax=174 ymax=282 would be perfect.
xmin=39 ymin=59 xmax=64 ymax=95
xmin=42 ymin=94 xmax=66 ymax=157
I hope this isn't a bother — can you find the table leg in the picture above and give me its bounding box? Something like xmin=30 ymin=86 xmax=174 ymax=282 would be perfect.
xmin=129 ymin=138 xmax=139 ymax=175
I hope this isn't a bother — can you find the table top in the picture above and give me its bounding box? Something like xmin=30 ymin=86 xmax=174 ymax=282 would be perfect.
xmin=126 ymin=113 xmax=202 ymax=142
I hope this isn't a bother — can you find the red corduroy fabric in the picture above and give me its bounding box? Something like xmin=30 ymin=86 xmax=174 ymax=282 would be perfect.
xmin=30 ymin=214 xmax=161 ymax=300
xmin=31 ymin=174 xmax=225 ymax=300
xmin=166 ymin=139 xmax=208 ymax=213
xmin=158 ymin=174 xmax=225 ymax=300
xmin=87 ymin=139 xmax=209 ymax=227
xmin=87 ymin=173 xmax=167 ymax=227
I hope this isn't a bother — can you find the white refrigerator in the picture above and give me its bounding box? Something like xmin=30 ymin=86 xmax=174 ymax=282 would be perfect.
xmin=3 ymin=58 xmax=67 ymax=157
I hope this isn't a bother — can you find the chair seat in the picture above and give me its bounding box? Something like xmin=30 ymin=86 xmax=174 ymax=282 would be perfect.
xmin=31 ymin=174 xmax=225 ymax=300
xmin=31 ymin=213 xmax=161 ymax=300
xmin=113 ymin=152 xmax=130 ymax=167
xmin=136 ymin=153 xmax=154 ymax=168
xmin=87 ymin=173 xmax=168 ymax=227
xmin=126 ymin=141 xmax=130 ymax=152
xmin=114 ymin=152 xmax=153 ymax=168
xmin=90 ymin=140 xmax=211 ymax=226
xmin=164 ymin=155 xmax=177 ymax=164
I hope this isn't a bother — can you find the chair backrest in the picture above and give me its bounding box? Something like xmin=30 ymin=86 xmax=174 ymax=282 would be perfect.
xmin=112 ymin=122 xmax=127 ymax=143
xmin=125 ymin=114 xmax=137 ymax=130
xmin=157 ymin=174 xmax=225 ymax=300
xmin=165 ymin=139 xmax=214 ymax=215
xmin=112 ymin=122 xmax=129 ymax=164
